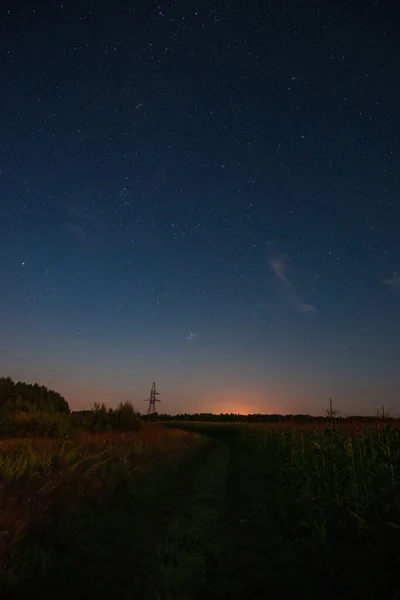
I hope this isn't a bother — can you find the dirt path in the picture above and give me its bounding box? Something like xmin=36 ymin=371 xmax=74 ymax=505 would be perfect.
xmin=145 ymin=441 xmax=229 ymax=600
xmin=4 ymin=435 xmax=315 ymax=600
xmin=199 ymin=442 xmax=306 ymax=600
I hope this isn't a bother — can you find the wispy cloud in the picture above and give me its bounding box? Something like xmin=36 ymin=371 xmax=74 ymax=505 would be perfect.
xmin=293 ymin=299 xmax=317 ymax=314
xmin=268 ymin=254 xmax=316 ymax=315
xmin=383 ymin=274 xmax=400 ymax=290
xmin=268 ymin=258 xmax=290 ymax=286
xmin=64 ymin=222 xmax=89 ymax=243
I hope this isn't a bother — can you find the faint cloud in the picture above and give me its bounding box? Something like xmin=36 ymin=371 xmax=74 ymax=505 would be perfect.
xmin=383 ymin=274 xmax=400 ymax=290
xmin=259 ymin=301 xmax=274 ymax=309
xmin=49 ymin=194 xmax=101 ymax=228
xmin=64 ymin=222 xmax=89 ymax=242
xmin=293 ymin=300 xmax=317 ymax=314
xmin=268 ymin=258 xmax=290 ymax=286
xmin=268 ymin=253 xmax=316 ymax=315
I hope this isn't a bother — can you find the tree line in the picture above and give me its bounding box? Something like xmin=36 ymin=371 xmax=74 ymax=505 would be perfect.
xmin=1 ymin=376 xmax=396 ymax=437
xmin=0 ymin=376 xmax=69 ymax=413
xmin=0 ymin=377 xmax=142 ymax=436
xmin=154 ymin=412 xmax=397 ymax=423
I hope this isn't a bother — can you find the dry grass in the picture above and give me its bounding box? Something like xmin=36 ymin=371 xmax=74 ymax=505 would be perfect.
xmin=0 ymin=427 xmax=202 ymax=565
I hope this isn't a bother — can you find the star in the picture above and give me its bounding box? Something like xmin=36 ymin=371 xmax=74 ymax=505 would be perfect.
xmin=1 ymin=1 xmax=399 ymax=417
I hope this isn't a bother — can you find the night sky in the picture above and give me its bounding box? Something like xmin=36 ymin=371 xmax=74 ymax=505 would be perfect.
xmin=1 ymin=1 xmax=399 ymax=415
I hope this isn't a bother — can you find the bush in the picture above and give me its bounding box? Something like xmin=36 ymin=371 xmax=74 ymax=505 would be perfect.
xmin=0 ymin=409 xmax=72 ymax=438
xmin=73 ymin=401 xmax=143 ymax=433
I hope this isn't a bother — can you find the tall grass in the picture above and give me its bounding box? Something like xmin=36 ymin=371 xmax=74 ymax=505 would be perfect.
xmin=0 ymin=410 xmax=72 ymax=438
xmin=239 ymin=423 xmax=400 ymax=588
xmin=0 ymin=428 xmax=203 ymax=567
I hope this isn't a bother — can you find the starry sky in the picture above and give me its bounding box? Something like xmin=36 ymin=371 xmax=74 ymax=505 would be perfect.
xmin=1 ymin=1 xmax=399 ymax=415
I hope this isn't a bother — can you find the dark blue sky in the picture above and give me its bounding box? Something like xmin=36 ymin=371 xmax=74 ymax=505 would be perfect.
xmin=1 ymin=1 xmax=399 ymax=414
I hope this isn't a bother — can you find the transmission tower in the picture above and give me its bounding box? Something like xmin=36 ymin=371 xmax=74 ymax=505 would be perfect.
xmin=144 ymin=381 xmax=160 ymax=416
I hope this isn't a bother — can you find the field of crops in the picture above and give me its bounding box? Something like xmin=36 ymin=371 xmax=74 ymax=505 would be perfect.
xmin=1 ymin=421 xmax=399 ymax=599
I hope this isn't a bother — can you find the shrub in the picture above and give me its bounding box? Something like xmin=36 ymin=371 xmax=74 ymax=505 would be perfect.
xmin=73 ymin=401 xmax=143 ymax=433
xmin=0 ymin=409 xmax=72 ymax=438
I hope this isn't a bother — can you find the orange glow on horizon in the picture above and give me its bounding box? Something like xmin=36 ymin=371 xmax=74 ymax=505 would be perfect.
xmin=206 ymin=391 xmax=279 ymax=415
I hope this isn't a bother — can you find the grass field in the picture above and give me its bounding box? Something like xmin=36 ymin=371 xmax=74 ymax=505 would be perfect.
xmin=0 ymin=421 xmax=399 ymax=599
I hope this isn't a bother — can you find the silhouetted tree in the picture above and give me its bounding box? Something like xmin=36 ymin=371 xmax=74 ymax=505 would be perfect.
xmin=0 ymin=377 xmax=70 ymax=413
xmin=324 ymin=398 xmax=341 ymax=420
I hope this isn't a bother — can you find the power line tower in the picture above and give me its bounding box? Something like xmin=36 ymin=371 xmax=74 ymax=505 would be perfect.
xmin=144 ymin=381 xmax=160 ymax=416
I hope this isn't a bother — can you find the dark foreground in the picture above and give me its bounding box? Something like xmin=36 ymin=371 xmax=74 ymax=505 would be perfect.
xmin=1 ymin=424 xmax=399 ymax=600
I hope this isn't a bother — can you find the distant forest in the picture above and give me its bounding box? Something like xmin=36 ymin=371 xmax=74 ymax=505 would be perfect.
xmin=149 ymin=412 xmax=396 ymax=423
xmin=1 ymin=377 xmax=396 ymax=426
xmin=0 ymin=376 xmax=70 ymax=413
xmin=0 ymin=377 xmax=141 ymax=435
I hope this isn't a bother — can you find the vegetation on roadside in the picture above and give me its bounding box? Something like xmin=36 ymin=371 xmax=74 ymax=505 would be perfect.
xmin=1 ymin=376 xmax=399 ymax=598
xmin=71 ymin=401 xmax=143 ymax=433
xmin=168 ymin=421 xmax=400 ymax=597
xmin=0 ymin=377 xmax=142 ymax=437
xmin=0 ymin=428 xmax=205 ymax=589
